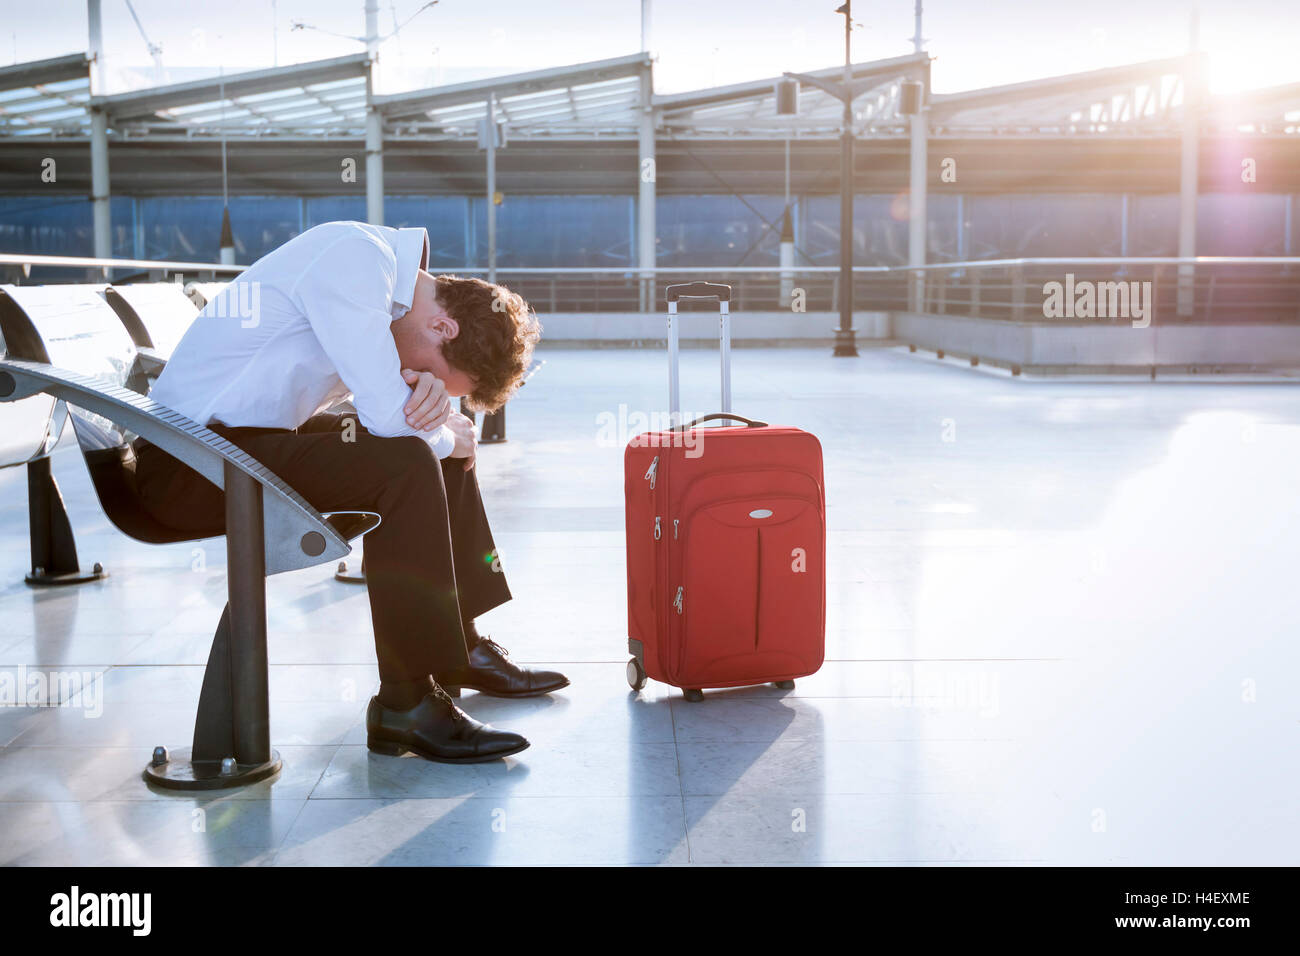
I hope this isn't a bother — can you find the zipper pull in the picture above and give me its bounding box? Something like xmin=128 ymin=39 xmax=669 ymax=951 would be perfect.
xmin=644 ymin=455 xmax=658 ymax=489
xmin=654 ymin=516 xmax=661 ymax=540
xmin=673 ymin=518 xmax=679 ymax=539
xmin=673 ymin=586 xmax=683 ymax=615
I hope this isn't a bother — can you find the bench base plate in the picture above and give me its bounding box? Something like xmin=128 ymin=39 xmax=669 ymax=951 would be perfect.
xmin=334 ymin=559 xmax=366 ymax=584
xmin=143 ymin=748 xmax=283 ymax=791
xmin=25 ymin=564 xmax=107 ymax=587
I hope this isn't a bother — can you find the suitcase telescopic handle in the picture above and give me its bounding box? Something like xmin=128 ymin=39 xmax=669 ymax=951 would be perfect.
xmin=668 ymin=412 xmax=768 ymax=431
xmin=666 ymin=281 xmax=733 ymax=417
xmin=665 ymin=281 xmax=731 ymax=303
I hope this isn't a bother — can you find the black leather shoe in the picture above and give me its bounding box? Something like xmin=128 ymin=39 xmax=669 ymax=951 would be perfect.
xmin=366 ymin=686 xmax=529 ymax=763
xmin=436 ymin=636 xmax=570 ymax=699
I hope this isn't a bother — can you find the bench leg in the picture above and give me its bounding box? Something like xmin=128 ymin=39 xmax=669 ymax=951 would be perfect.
xmin=144 ymin=463 xmax=282 ymax=790
xmin=462 ymin=396 xmax=507 ymax=444
xmin=334 ymin=554 xmax=366 ymax=584
xmin=24 ymin=457 xmax=105 ymax=586
xmin=480 ymin=406 xmax=506 ymax=443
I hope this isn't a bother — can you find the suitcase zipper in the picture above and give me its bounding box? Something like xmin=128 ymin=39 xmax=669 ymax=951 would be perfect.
xmin=673 ymin=586 xmax=683 ymax=615
xmin=675 ymin=463 xmax=820 ymax=499
xmin=652 ymin=453 xmax=667 ymax=678
xmin=754 ymin=529 xmax=762 ymax=649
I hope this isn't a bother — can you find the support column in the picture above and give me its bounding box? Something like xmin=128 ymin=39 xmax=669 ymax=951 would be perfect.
xmin=832 ymin=4 xmax=857 ymax=359
xmin=955 ymin=194 xmax=967 ymax=260
xmin=87 ymin=0 xmax=111 ymax=257
xmin=637 ymin=67 xmax=656 ymax=311
xmin=779 ymin=138 xmax=794 ymax=307
xmin=88 ymin=0 xmax=110 ymax=257
xmin=1177 ymin=51 xmax=1203 ymax=317
xmin=1285 ymin=194 xmax=1294 ymax=257
xmin=87 ymin=0 xmax=104 ymax=90
xmin=486 ymin=93 xmax=497 ymax=284
xmin=132 ymin=197 xmax=142 ymax=259
xmin=1120 ymin=193 xmax=1130 ymax=257
xmin=364 ymin=0 xmax=383 ymax=226
xmin=90 ymin=109 xmax=111 ymax=258
xmin=833 ymin=98 xmax=857 ymax=356
xmin=779 ymin=208 xmax=795 ymax=307
xmin=908 ymin=98 xmax=928 ymax=312
xmin=366 ymin=82 xmax=384 ymax=226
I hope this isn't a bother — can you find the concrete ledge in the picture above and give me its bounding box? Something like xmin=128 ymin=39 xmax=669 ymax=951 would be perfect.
xmin=535 ymin=310 xmax=890 ymax=344
xmin=893 ymin=311 xmax=1300 ymax=373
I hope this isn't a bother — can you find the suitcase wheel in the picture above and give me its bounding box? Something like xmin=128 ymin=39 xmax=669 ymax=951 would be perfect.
xmin=626 ymin=658 xmax=647 ymax=691
xmin=773 ymin=680 xmax=796 ymax=690
xmin=682 ymin=688 xmax=705 ymax=703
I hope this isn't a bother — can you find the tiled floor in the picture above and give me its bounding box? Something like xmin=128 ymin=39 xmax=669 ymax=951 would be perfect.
xmin=0 ymin=346 xmax=1296 ymax=865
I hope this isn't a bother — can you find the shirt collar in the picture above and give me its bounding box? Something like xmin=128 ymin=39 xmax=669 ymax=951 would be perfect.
xmin=391 ymin=227 xmax=429 ymax=316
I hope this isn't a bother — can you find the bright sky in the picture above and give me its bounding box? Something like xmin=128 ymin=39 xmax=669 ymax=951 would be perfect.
xmin=1 ymin=0 xmax=1296 ymax=97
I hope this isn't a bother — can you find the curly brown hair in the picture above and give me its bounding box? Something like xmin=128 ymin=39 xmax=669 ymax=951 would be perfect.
xmin=435 ymin=275 xmax=542 ymax=413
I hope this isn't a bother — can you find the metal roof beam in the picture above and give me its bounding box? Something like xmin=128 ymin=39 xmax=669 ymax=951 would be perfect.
xmin=122 ymin=102 xmax=367 ymax=132
xmin=422 ymin=86 xmax=637 ymax=125
xmin=166 ymin=88 xmax=367 ymax=124
xmin=373 ymin=52 xmax=650 ymax=117
xmin=654 ymin=52 xmax=929 ymax=113
xmin=661 ymin=117 xmax=895 ymax=132
xmin=929 ymin=55 xmax=1197 ymax=118
xmin=0 ymin=53 xmax=90 ymax=93
xmin=0 ymin=87 xmax=90 ymax=113
xmin=93 ymin=53 xmax=371 ymax=120
xmin=667 ymin=74 xmax=903 ymax=127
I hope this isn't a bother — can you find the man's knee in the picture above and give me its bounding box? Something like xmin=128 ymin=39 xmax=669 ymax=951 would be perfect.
xmin=368 ymin=434 xmax=446 ymax=489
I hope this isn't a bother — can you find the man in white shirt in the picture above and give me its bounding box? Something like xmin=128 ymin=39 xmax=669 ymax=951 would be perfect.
xmin=135 ymin=220 xmax=566 ymax=764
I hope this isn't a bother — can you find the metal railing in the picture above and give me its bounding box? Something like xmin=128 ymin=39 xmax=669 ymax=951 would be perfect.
xmin=3 ymin=253 xmax=1298 ymax=323
xmin=0 ymin=253 xmax=244 ymax=281
xmin=450 ymin=265 xmax=883 ymax=314
xmin=892 ymin=257 xmax=1300 ymax=326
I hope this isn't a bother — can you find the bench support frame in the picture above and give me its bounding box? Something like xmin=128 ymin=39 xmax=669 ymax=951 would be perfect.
xmin=143 ymin=462 xmax=282 ymax=790
xmin=1 ymin=359 xmax=371 ymax=793
xmin=25 ymin=457 xmax=106 ymax=586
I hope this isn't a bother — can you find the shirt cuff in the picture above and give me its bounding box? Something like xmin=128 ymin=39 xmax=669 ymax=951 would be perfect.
xmin=429 ymin=424 xmax=456 ymax=459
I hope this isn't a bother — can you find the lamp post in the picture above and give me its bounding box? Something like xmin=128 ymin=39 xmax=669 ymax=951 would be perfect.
xmin=784 ymin=2 xmax=866 ymax=357
xmin=835 ymin=2 xmax=854 ymax=356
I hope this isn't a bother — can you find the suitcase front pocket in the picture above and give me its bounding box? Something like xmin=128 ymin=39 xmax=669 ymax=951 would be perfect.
xmin=676 ymin=495 xmax=823 ymax=685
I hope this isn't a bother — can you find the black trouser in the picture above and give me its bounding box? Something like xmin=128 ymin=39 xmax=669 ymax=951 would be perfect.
xmin=131 ymin=411 xmax=511 ymax=682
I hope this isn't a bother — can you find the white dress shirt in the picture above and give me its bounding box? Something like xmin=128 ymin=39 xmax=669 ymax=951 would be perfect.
xmin=150 ymin=220 xmax=456 ymax=458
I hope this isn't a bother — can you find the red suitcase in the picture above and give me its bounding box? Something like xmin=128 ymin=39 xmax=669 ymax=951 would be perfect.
xmin=624 ymin=282 xmax=826 ymax=701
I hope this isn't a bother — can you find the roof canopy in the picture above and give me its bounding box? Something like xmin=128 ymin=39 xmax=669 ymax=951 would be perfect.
xmin=0 ymin=53 xmax=92 ymax=136
xmin=656 ymin=53 xmax=930 ymax=137
xmin=0 ymin=46 xmax=1295 ymax=142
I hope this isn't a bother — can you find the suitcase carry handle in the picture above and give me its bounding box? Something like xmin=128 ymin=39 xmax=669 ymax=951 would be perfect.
xmin=665 ymin=281 xmax=731 ymax=303
xmin=666 ymin=281 xmax=733 ymax=417
xmin=668 ymin=412 xmax=768 ymax=431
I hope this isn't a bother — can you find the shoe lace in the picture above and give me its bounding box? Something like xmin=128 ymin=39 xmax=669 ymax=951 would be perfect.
xmin=430 ymin=681 xmax=464 ymax=719
xmin=478 ymin=635 xmax=512 ymax=660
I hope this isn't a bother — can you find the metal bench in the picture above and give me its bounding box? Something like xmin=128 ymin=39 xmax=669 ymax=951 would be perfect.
xmin=102 ymin=281 xmax=201 ymax=366
xmin=0 ymin=283 xmax=205 ymax=585
xmin=0 ymin=328 xmax=379 ymax=790
xmin=0 ymin=284 xmax=145 ymax=584
xmin=183 ymin=281 xmax=230 ymax=311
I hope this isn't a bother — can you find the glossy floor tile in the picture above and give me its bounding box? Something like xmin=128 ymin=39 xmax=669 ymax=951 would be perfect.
xmin=1 ymin=347 xmax=1297 ymax=865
